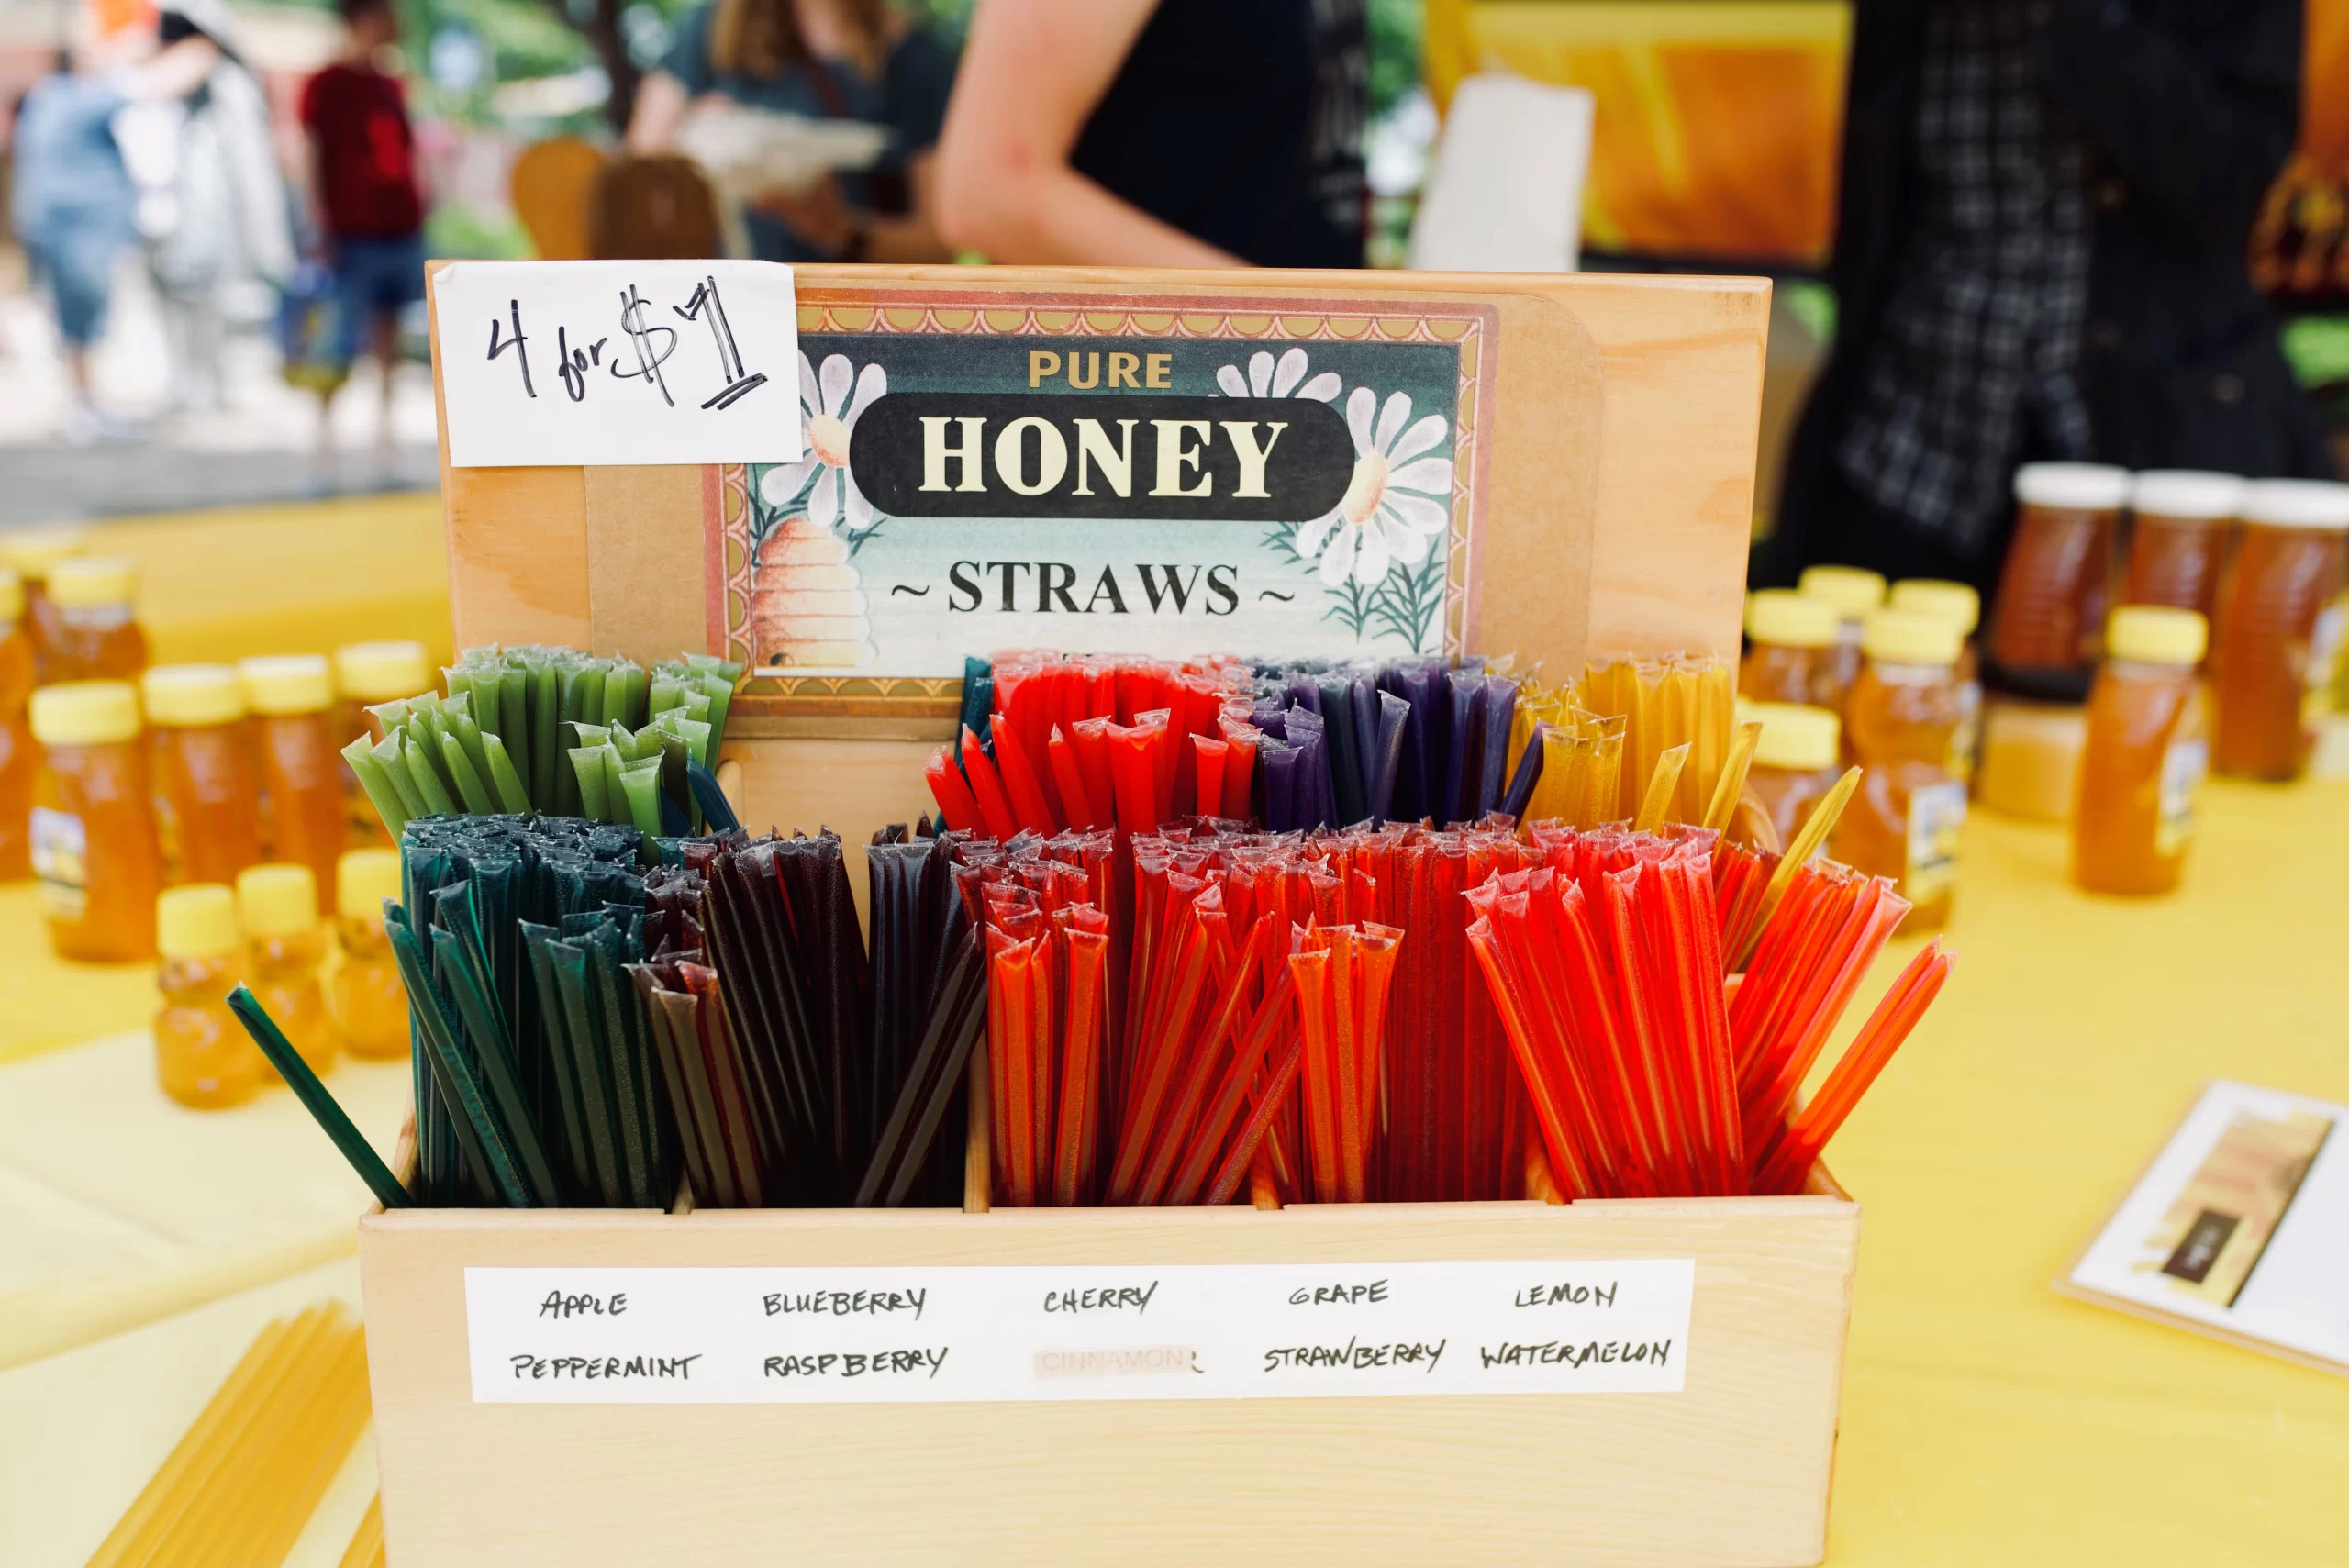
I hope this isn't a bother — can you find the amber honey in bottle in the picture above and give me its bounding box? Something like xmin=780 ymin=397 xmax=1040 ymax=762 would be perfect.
xmin=142 ymin=664 xmax=263 ymax=885
xmin=334 ymin=847 xmax=410 ymax=1060
xmin=1833 ymin=610 xmax=1966 ymax=930
xmin=29 ymin=681 xmax=163 ymax=962
xmin=238 ymin=862 xmax=340 ymax=1076
xmin=1797 ymin=565 xmax=1886 ymax=714
xmin=2 ymin=529 xmax=84 ymax=681
xmin=1888 ymin=578 xmax=1982 ymax=783
xmin=1987 ymin=462 xmax=2128 ymax=694
xmin=44 ymin=556 xmax=150 ymax=683
xmin=154 ymin=884 xmax=260 ymax=1108
xmin=1742 ymin=590 xmax=1841 ymax=708
xmin=2210 ymin=480 xmax=2349 ymax=781
xmin=244 ymin=655 xmax=345 ymax=914
xmin=0 ymin=570 xmax=35 ymax=881
xmin=2124 ymin=471 xmax=2242 ymax=625
xmin=333 ymin=641 xmax=432 ymax=847
xmin=2074 ymin=607 xmax=2209 ymax=897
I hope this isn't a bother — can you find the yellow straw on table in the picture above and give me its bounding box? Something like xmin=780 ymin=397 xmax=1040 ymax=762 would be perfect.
xmin=87 ymin=1301 xmax=371 ymax=1568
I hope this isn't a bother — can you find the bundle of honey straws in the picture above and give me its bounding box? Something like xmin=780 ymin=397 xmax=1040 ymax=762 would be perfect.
xmin=256 ymin=642 xmax=1949 ymax=1213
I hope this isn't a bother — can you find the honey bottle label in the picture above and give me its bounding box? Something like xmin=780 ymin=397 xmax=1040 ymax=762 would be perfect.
xmin=1905 ymin=779 xmax=1967 ymax=903
xmin=2155 ymin=736 xmax=2208 ymax=856
xmin=29 ymin=806 xmax=89 ymax=921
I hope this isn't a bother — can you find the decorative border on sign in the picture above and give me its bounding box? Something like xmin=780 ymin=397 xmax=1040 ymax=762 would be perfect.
xmin=709 ymin=288 xmax=1501 ymax=722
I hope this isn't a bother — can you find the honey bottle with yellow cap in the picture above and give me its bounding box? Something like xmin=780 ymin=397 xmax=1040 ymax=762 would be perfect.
xmin=2075 ymin=607 xmax=2210 ymax=897
xmin=29 ymin=681 xmax=163 ymax=961
xmin=142 ymin=665 xmax=262 ymax=885
xmin=2 ymin=528 xmax=84 ymax=681
xmin=333 ymin=641 xmax=431 ymax=846
xmin=44 ymin=556 xmax=149 ymax=683
xmin=1887 ymin=579 xmax=1983 ymax=782
xmin=0 ymin=569 xmax=34 ymax=880
xmin=1833 ymin=609 xmax=1967 ymax=930
xmin=243 ymin=655 xmax=344 ymax=915
xmin=237 ymin=862 xmax=339 ymax=1075
xmin=1741 ymin=590 xmax=1842 ymax=709
xmin=334 ymin=847 xmax=409 ymax=1059
xmin=1742 ymin=702 xmax=1843 ymax=850
xmin=153 ymin=884 xmax=260 ymax=1108
xmin=1797 ymin=565 xmax=1887 ymax=714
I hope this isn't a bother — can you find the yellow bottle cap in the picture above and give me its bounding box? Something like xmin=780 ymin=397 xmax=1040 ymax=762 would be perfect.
xmin=237 ymin=863 xmax=320 ymax=938
xmin=1748 ymin=702 xmax=1842 ymax=773
xmin=1887 ymin=578 xmax=1980 ymax=637
xmin=46 ymin=555 xmax=138 ymax=608
xmin=338 ymin=847 xmax=404 ymax=920
xmin=0 ymin=568 xmax=21 ymax=622
xmin=1862 ymin=608 xmax=1962 ymax=666
xmin=1798 ymin=565 xmax=1887 ymax=618
xmin=335 ymin=640 xmax=434 ymax=703
xmin=1743 ymin=589 xmax=1838 ymax=649
xmin=1 ymin=528 xmax=85 ymax=579
xmin=142 ymin=663 xmax=247 ymax=728
xmin=241 ymin=653 xmax=333 ymax=716
xmin=2107 ymin=606 xmax=2207 ymax=666
xmin=30 ymin=680 xmax=140 ymax=745
xmin=157 ymin=884 xmax=239 ymax=960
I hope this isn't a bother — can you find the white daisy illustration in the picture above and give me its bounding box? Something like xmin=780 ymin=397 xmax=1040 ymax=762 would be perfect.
xmin=1296 ymin=386 xmax=1453 ymax=586
xmin=1214 ymin=346 xmax=1342 ymax=403
xmin=758 ymin=351 xmax=885 ymax=533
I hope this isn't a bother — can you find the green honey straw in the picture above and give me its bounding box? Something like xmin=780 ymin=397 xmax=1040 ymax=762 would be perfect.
xmin=225 ymin=986 xmax=413 ymax=1210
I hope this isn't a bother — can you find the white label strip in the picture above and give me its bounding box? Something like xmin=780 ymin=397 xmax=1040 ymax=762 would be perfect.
xmin=434 ymin=260 xmax=803 ymax=468
xmin=465 ymin=1259 xmax=1694 ymax=1404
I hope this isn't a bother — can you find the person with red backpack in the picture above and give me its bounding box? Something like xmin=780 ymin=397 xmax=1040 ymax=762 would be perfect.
xmin=297 ymin=0 xmax=424 ymax=450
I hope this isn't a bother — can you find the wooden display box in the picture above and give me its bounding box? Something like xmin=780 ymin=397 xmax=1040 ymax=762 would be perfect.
xmin=363 ymin=265 xmax=1852 ymax=1566
xmin=360 ymin=1162 xmax=1857 ymax=1567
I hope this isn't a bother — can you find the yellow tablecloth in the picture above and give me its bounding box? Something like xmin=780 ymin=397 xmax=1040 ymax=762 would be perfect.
xmin=3 ymin=779 xmax=2343 ymax=1564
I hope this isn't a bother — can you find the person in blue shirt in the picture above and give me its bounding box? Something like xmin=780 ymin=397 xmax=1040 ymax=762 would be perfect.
xmin=11 ymin=33 xmax=219 ymax=440
xmin=624 ymin=0 xmax=957 ymax=263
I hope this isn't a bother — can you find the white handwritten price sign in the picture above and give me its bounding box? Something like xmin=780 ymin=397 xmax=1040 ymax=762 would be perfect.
xmin=433 ymin=261 xmax=804 ymax=468
xmin=464 ymin=1259 xmax=1695 ymax=1405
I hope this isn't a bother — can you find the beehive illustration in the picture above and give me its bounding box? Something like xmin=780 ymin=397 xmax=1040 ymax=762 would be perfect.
xmin=751 ymin=515 xmax=876 ymax=669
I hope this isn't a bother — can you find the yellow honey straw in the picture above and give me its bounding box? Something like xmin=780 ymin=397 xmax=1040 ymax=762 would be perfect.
xmin=1702 ymin=720 xmax=1765 ymax=832
xmin=1575 ymin=655 xmax=1733 ymax=825
xmin=340 ymin=1497 xmax=386 ymax=1568
xmin=1738 ymin=765 xmax=1864 ymax=967
xmin=1632 ymin=742 xmax=1691 ymax=832
xmin=90 ymin=1302 xmax=370 ymax=1568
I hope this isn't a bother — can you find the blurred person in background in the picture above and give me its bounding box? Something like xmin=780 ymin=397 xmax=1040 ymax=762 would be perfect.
xmin=10 ymin=27 xmax=219 ymax=441
xmin=115 ymin=0 xmax=296 ymax=415
xmin=1762 ymin=0 xmax=2335 ymax=597
xmin=299 ymin=0 xmax=425 ymax=450
xmin=935 ymin=0 xmax=1365 ymax=266
xmin=624 ymin=0 xmax=957 ymax=262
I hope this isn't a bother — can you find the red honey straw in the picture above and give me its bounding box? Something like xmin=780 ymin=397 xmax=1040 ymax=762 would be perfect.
xmin=1047 ymin=726 xmax=1099 ymax=831
xmin=990 ymin=714 xmax=1060 ymax=837
xmin=958 ymin=727 xmax=1021 ymax=841
xmin=923 ymin=746 xmax=980 ymax=833
xmin=1753 ymin=940 xmax=1952 ymax=1194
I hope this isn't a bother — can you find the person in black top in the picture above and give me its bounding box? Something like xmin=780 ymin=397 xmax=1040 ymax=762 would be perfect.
xmin=1763 ymin=0 xmax=2335 ymax=598
xmin=936 ymin=0 xmax=1364 ymax=267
